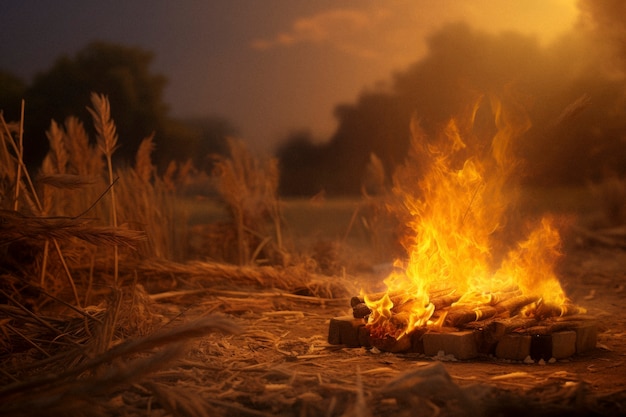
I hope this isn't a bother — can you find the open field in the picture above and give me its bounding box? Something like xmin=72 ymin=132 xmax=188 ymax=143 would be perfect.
xmin=184 ymin=184 xmax=607 ymax=245
xmin=2 ymin=96 xmax=626 ymax=416
xmin=3 ymin=179 xmax=626 ymax=416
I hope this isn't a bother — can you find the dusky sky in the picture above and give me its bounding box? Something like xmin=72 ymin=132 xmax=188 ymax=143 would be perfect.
xmin=0 ymin=1 xmax=579 ymax=152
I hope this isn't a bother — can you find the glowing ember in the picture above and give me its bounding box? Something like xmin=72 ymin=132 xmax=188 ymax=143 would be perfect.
xmin=363 ymin=98 xmax=581 ymax=341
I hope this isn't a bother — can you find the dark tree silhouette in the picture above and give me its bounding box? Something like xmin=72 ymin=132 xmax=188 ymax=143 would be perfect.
xmin=0 ymin=70 xmax=26 ymax=122
xmin=0 ymin=41 xmax=235 ymax=173
xmin=24 ymin=41 xmax=169 ymax=167
xmin=276 ymin=130 xmax=328 ymax=196
xmin=277 ymin=23 xmax=626 ymax=195
xmin=176 ymin=116 xmax=236 ymax=173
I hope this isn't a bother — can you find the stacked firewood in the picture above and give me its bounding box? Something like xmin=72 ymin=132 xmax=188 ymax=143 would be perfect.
xmin=350 ymin=286 xmax=584 ymax=330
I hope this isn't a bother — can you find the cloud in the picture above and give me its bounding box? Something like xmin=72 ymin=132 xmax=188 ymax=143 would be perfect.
xmin=249 ymin=1 xmax=577 ymax=64
xmin=578 ymin=0 xmax=626 ymax=70
xmin=250 ymin=7 xmax=390 ymax=59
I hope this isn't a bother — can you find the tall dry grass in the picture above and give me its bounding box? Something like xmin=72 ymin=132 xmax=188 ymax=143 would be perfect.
xmin=114 ymin=135 xmax=188 ymax=261
xmin=0 ymin=93 xmax=190 ymax=368
xmin=212 ymin=138 xmax=285 ymax=265
xmin=88 ymin=93 xmax=120 ymax=284
xmin=0 ymin=93 xmax=351 ymax=417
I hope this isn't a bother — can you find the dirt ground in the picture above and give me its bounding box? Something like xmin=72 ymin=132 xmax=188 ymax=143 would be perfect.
xmin=139 ymin=244 xmax=625 ymax=417
xmin=2 ymin=215 xmax=625 ymax=416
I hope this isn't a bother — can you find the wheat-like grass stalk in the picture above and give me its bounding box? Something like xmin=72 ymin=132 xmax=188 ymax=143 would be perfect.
xmin=38 ymin=120 xmax=84 ymax=300
xmin=212 ymin=138 xmax=284 ymax=265
xmin=1 ymin=113 xmax=40 ymax=213
xmin=64 ymin=116 xmax=105 ymax=221
xmin=0 ymin=103 xmax=38 ymax=214
xmin=135 ymin=133 xmax=155 ymax=183
xmin=88 ymin=93 xmax=120 ymax=284
xmin=0 ymin=119 xmax=17 ymax=191
xmin=2 ymin=107 xmax=84 ymax=306
xmin=36 ymin=174 xmax=95 ymax=190
xmin=105 ymin=133 xmax=189 ymax=261
xmin=13 ymin=101 xmax=25 ymax=211
xmin=41 ymin=120 xmax=69 ymax=215
xmin=64 ymin=116 xmax=102 ymax=177
xmin=44 ymin=120 xmax=68 ymax=176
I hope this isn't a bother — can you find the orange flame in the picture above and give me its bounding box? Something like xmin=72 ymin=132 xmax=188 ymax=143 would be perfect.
xmin=364 ymin=98 xmax=570 ymax=339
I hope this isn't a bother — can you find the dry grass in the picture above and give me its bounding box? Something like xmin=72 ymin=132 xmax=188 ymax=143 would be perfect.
xmin=212 ymin=138 xmax=285 ymax=266
xmin=0 ymin=94 xmax=352 ymax=417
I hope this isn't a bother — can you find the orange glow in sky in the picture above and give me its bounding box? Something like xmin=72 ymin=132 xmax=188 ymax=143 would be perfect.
xmin=247 ymin=0 xmax=579 ymax=149
xmin=0 ymin=1 xmax=582 ymax=151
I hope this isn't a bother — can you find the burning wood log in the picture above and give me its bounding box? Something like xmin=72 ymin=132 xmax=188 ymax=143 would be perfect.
xmin=350 ymin=290 xmax=460 ymax=319
xmin=431 ymin=293 xmax=462 ymax=310
xmin=534 ymin=302 xmax=587 ymax=320
xmin=445 ymin=306 xmax=498 ymax=327
xmin=486 ymin=288 xmax=523 ymax=306
xmin=495 ymin=294 xmax=540 ymax=316
xmin=351 ymin=287 xmax=455 ymax=306
xmin=331 ymin=294 xmax=598 ymax=359
xmin=445 ymin=295 xmax=538 ymax=327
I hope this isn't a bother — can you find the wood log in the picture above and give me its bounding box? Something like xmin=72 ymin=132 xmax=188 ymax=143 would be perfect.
xmin=524 ymin=317 xmax=595 ymax=335
xmin=487 ymin=289 xmax=522 ymax=306
xmin=350 ymin=296 xmax=362 ymax=308
xmin=351 ymin=292 xmax=433 ymax=319
xmin=370 ymin=334 xmax=412 ymax=353
xmin=573 ymin=320 xmax=598 ymax=353
xmin=484 ymin=317 xmax=538 ymax=344
xmin=431 ymin=293 xmax=461 ymax=310
xmin=494 ymin=295 xmax=539 ymax=316
xmin=352 ymin=302 xmax=371 ymax=319
xmin=353 ymin=287 xmax=455 ymax=305
xmin=445 ymin=295 xmax=538 ymax=327
xmin=445 ymin=306 xmax=498 ymax=327
xmin=534 ymin=303 xmax=586 ymax=320
xmin=351 ymin=290 xmax=459 ymax=320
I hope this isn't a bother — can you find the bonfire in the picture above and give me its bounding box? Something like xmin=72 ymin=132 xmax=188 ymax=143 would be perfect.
xmin=334 ymin=98 xmax=592 ymax=357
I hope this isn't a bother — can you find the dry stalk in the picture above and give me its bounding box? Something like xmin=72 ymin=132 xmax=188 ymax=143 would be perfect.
xmin=135 ymin=258 xmax=350 ymax=300
xmin=113 ymin=134 xmax=186 ymax=260
xmin=1 ymin=107 xmax=86 ymax=308
xmin=0 ymin=316 xmax=239 ymax=400
xmin=88 ymin=93 xmax=120 ymax=284
xmin=0 ymin=210 xmax=144 ymax=249
xmin=64 ymin=115 xmax=103 ymax=177
xmin=212 ymin=138 xmax=284 ymax=265
xmin=12 ymin=100 xmax=24 ymax=211
xmin=0 ymin=110 xmax=41 ymax=213
xmin=0 ymin=117 xmax=16 ymax=188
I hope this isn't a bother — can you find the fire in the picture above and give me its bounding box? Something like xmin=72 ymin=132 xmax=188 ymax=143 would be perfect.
xmin=364 ymin=98 xmax=574 ymax=341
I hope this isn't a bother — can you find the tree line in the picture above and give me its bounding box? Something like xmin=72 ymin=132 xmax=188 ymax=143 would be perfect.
xmin=0 ymin=42 xmax=234 ymax=174
xmin=2 ymin=21 xmax=626 ymax=197
xmin=278 ymin=22 xmax=626 ymax=195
